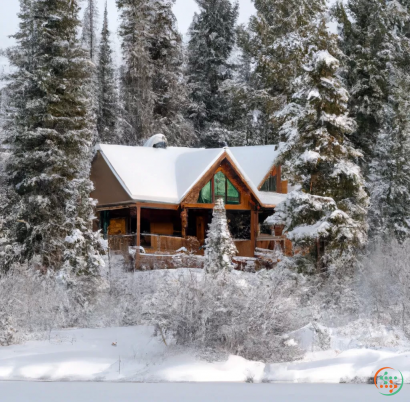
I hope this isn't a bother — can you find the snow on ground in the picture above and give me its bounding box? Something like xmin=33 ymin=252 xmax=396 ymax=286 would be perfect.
xmin=0 ymin=325 xmax=410 ymax=384
xmin=0 ymin=326 xmax=263 ymax=383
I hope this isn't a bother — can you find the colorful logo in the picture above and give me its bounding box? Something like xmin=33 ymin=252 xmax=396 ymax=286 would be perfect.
xmin=374 ymin=367 xmax=403 ymax=396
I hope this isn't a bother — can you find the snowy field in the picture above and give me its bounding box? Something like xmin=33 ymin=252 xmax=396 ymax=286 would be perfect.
xmin=2 ymin=382 xmax=410 ymax=402
xmin=1 ymin=326 xmax=410 ymax=385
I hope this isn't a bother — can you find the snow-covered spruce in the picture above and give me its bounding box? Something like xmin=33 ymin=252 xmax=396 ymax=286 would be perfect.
xmin=220 ymin=25 xmax=276 ymax=147
xmin=96 ymin=3 xmax=120 ymax=144
xmin=3 ymin=0 xmax=103 ymax=273
xmin=186 ymin=0 xmax=238 ymax=147
xmin=81 ymin=0 xmax=99 ymax=63
xmin=335 ymin=0 xmax=410 ymax=242
xmin=117 ymin=0 xmax=194 ymax=146
xmin=204 ymin=198 xmax=238 ymax=274
xmin=269 ymin=14 xmax=369 ymax=269
xmin=241 ymin=0 xmax=328 ymax=147
xmin=81 ymin=0 xmax=100 ymax=145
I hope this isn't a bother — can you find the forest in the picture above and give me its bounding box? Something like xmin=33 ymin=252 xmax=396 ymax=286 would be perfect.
xmin=1 ymin=0 xmax=410 ymax=372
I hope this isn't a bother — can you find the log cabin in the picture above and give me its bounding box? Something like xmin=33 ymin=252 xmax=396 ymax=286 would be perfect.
xmin=90 ymin=138 xmax=292 ymax=268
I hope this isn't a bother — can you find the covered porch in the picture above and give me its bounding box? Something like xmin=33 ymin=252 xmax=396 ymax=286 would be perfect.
xmin=96 ymin=202 xmax=290 ymax=269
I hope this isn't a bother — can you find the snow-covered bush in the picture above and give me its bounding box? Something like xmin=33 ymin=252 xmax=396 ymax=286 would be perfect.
xmin=0 ymin=254 xmax=165 ymax=342
xmin=358 ymin=239 xmax=410 ymax=334
xmin=0 ymin=313 xmax=18 ymax=346
xmin=0 ymin=263 xmax=111 ymax=337
xmin=145 ymin=268 xmax=305 ymax=363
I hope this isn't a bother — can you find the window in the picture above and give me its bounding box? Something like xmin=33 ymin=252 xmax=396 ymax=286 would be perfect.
xmin=260 ymin=175 xmax=277 ymax=192
xmin=227 ymin=179 xmax=240 ymax=204
xmin=198 ymin=180 xmax=212 ymax=204
xmin=227 ymin=211 xmax=251 ymax=239
xmin=197 ymin=171 xmax=240 ymax=205
xmin=214 ymin=171 xmax=226 ymax=200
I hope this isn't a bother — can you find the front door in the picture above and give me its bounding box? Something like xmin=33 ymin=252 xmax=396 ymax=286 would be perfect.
xmin=196 ymin=216 xmax=205 ymax=245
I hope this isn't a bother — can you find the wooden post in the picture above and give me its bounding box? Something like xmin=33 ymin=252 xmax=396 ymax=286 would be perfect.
xmin=136 ymin=205 xmax=141 ymax=250
xmin=277 ymin=166 xmax=282 ymax=193
xmin=250 ymin=210 xmax=258 ymax=257
xmin=136 ymin=204 xmax=141 ymax=270
xmin=181 ymin=209 xmax=188 ymax=238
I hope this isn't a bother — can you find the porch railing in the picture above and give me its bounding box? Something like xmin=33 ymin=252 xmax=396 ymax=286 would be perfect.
xmin=108 ymin=233 xmax=201 ymax=254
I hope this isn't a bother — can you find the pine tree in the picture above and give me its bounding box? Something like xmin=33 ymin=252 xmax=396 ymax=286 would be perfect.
xmin=370 ymin=76 xmax=410 ymax=241
xmin=0 ymin=146 xmax=12 ymax=260
xmin=117 ymin=0 xmax=194 ymax=146
xmin=96 ymin=3 xmax=119 ymax=143
xmin=334 ymin=0 xmax=390 ymax=163
xmin=186 ymin=0 xmax=239 ymax=146
xmin=81 ymin=0 xmax=99 ymax=63
xmin=3 ymin=0 xmax=103 ymax=273
xmin=221 ymin=25 xmax=273 ymax=146
xmin=270 ymin=9 xmax=369 ymax=269
xmin=204 ymin=198 xmax=237 ymax=274
xmin=367 ymin=1 xmax=410 ymax=241
xmin=81 ymin=0 xmax=100 ymax=145
xmin=335 ymin=0 xmax=410 ymax=241
xmin=241 ymin=0 xmax=326 ymax=146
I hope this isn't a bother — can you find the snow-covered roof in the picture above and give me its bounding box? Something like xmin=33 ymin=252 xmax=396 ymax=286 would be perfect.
xmin=226 ymin=146 xmax=287 ymax=207
xmin=95 ymin=144 xmax=286 ymax=206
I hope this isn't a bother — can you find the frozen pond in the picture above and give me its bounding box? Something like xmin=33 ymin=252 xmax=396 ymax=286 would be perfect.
xmin=1 ymin=382 xmax=409 ymax=402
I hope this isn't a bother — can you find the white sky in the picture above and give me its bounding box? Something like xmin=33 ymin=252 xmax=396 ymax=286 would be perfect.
xmin=0 ymin=0 xmax=256 ymax=71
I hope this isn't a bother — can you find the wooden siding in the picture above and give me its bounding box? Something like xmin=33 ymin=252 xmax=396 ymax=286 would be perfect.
xmin=234 ymin=240 xmax=254 ymax=257
xmin=90 ymin=152 xmax=132 ymax=206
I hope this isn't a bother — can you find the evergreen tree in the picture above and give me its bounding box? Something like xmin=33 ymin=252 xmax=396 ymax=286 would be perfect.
xmin=241 ymin=0 xmax=325 ymax=146
xmin=3 ymin=0 xmax=102 ymax=273
xmin=204 ymin=198 xmax=237 ymax=274
xmin=117 ymin=0 xmax=194 ymax=146
xmin=221 ymin=25 xmax=274 ymax=146
xmin=96 ymin=3 xmax=119 ymax=143
xmin=0 ymin=88 xmax=10 ymax=144
xmin=270 ymin=9 xmax=369 ymax=269
xmin=335 ymin=0 xmax=410 ymax=241
xmin=334 ymin=0 xmax=391 ymax=162
xmin=186 ymin=0 xmax=238 ymax=146
xmin=81 ymin=0 xmax=100 ymax=145
xmin=0 ymin=147 xmax=13 ymax=262
xmin=81 ymin=0 xmax=99 ymax=63
xmin=367 ymin=1 xmax=410 ymax=241
xmin=370 ymin=75 xmax=410 ymax=241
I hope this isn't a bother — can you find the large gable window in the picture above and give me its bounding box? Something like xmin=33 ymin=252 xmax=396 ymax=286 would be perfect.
xmin=198 ymin=171 xmax=240 ymax=205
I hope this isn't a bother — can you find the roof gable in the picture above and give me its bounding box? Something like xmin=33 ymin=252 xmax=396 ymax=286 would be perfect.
xmin=228 ymin=146 xmax=281 ymax=189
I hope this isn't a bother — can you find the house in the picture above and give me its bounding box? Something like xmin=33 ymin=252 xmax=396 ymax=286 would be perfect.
xmin=90 ymin=139 xmax=292 ymax=268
